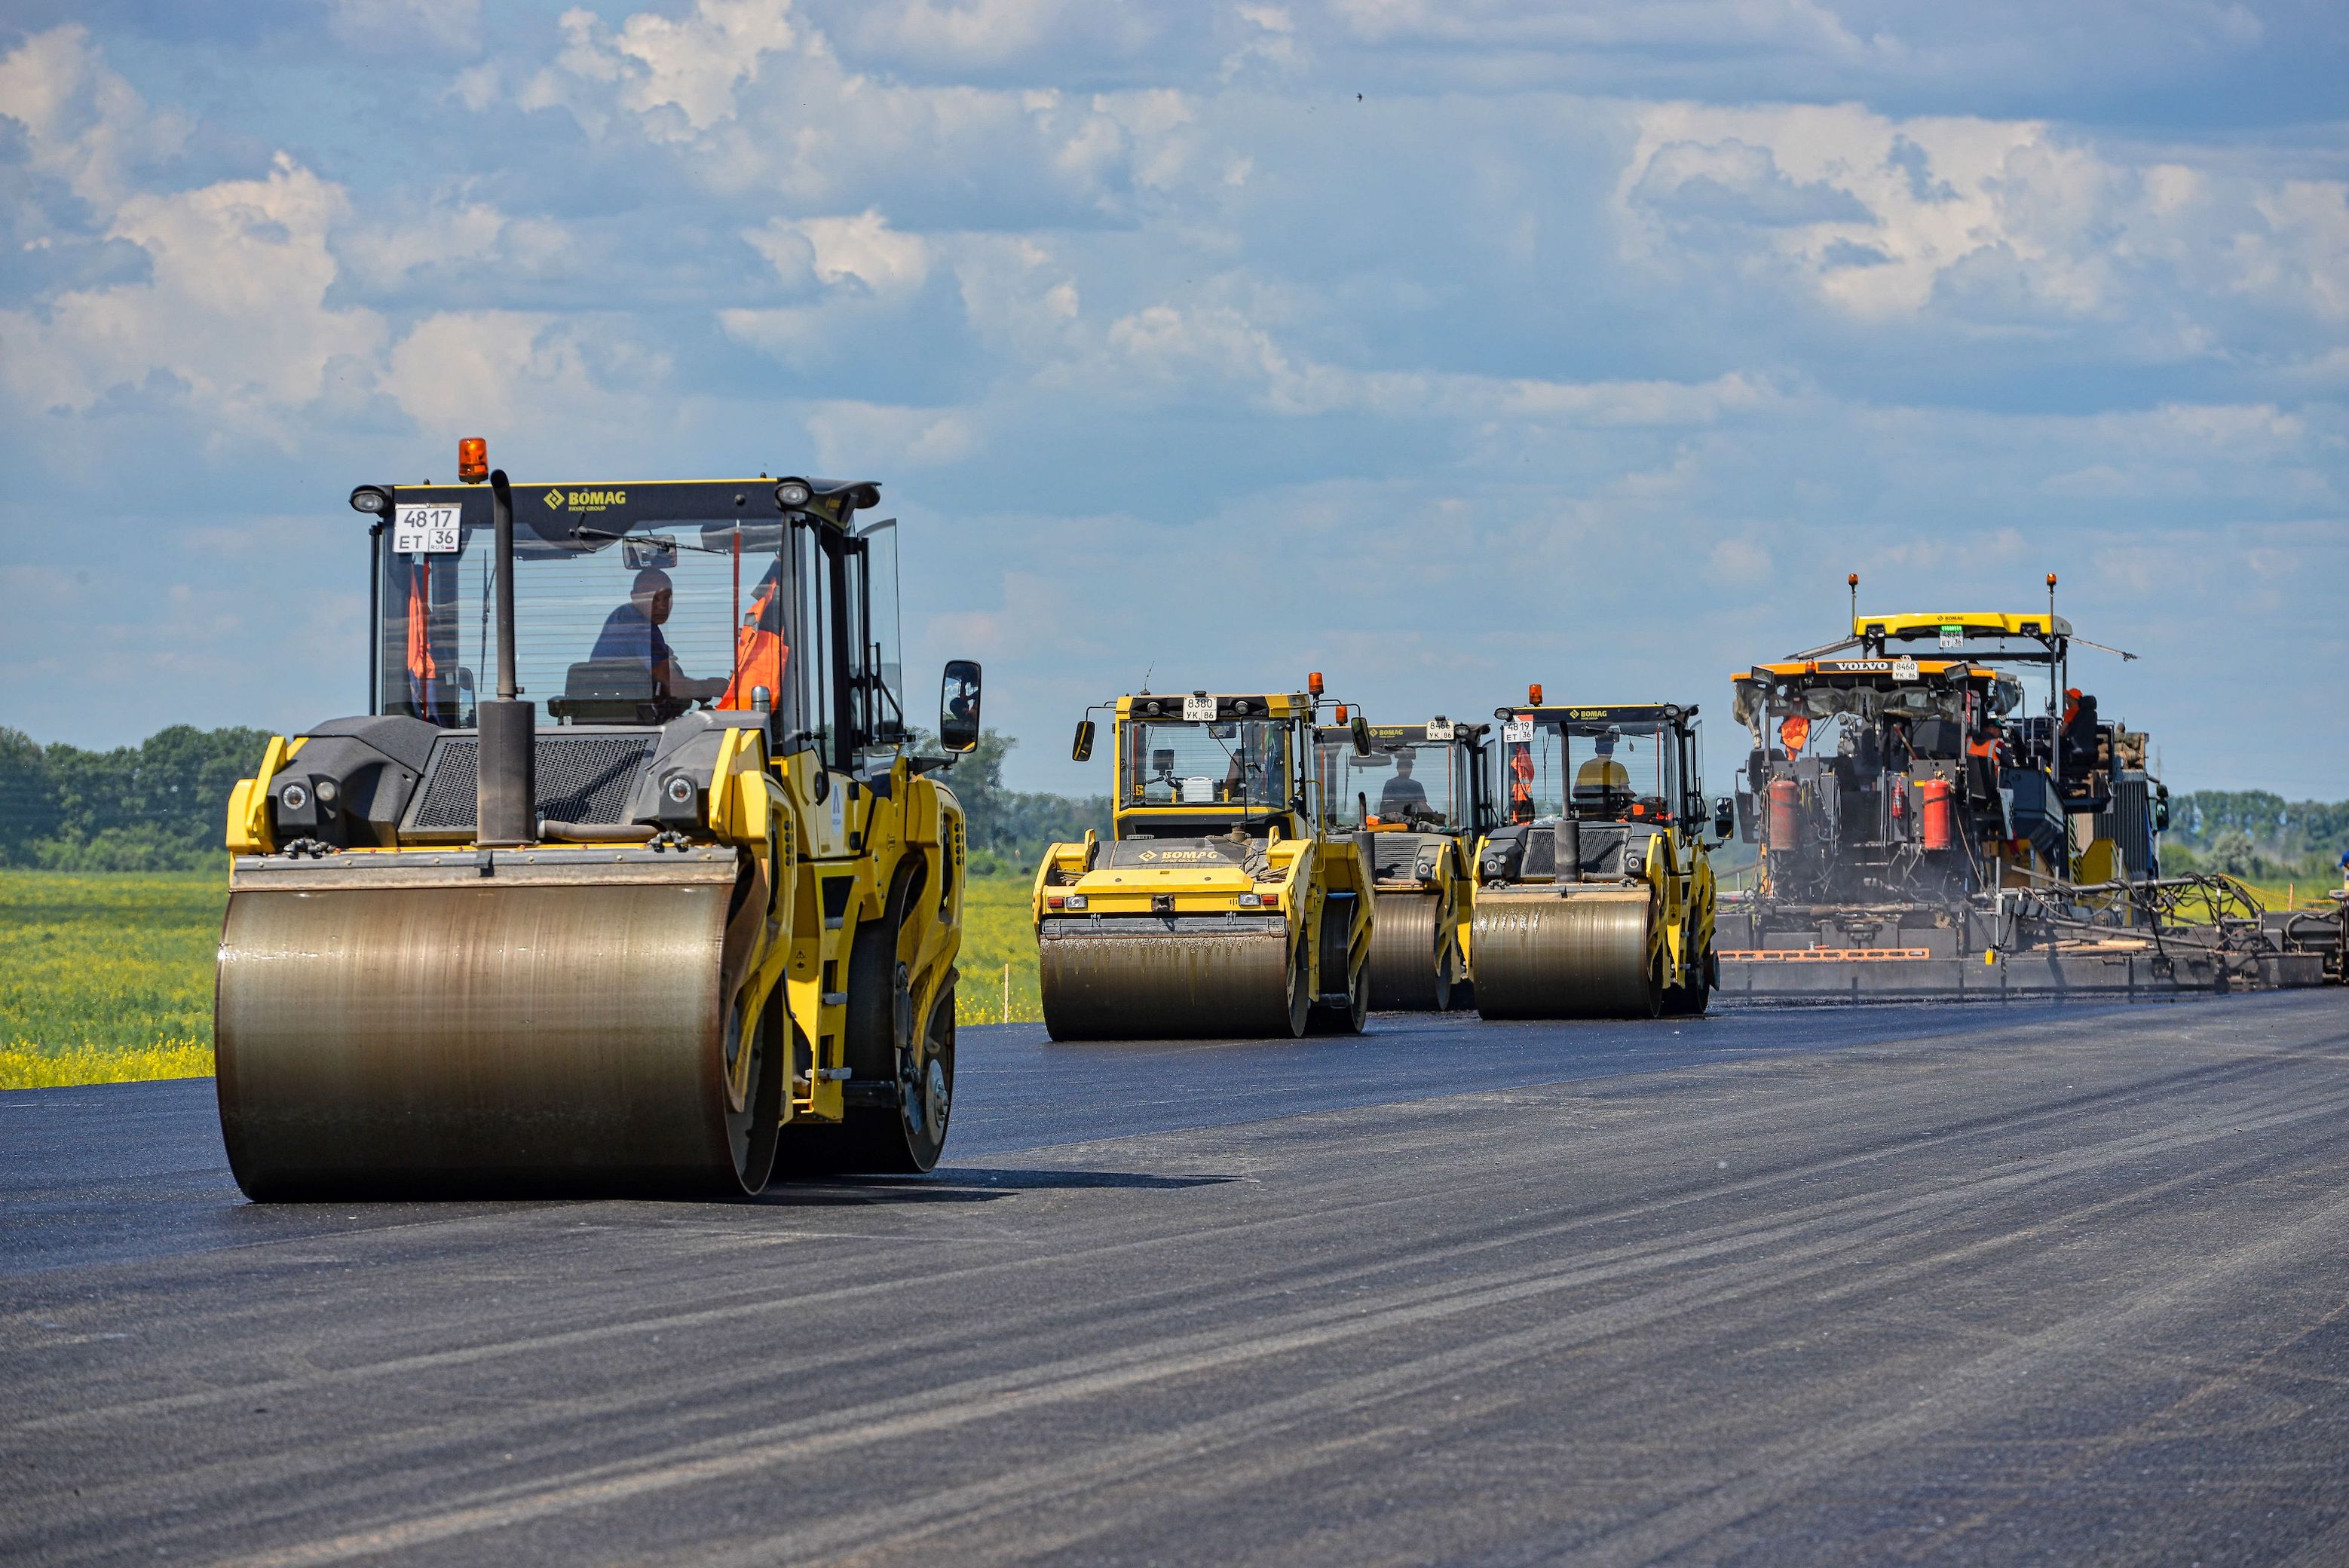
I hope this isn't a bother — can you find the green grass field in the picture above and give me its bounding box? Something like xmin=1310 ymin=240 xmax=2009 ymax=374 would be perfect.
xmin=0 ymin=868 xmax=1046 ymax=1091
xmin=0 ymin=871 xmax=222 ymax=1089
xmin=8 ymin=863 xmax=2332 ymax=1091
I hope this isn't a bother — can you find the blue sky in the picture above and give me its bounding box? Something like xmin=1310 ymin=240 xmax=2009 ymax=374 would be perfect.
xmin=2 ymin=0 xmax=2344 ymax=797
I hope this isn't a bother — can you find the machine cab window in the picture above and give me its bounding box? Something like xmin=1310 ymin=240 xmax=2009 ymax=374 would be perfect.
xmin=1499 ymin=712 xmax=1686 ymax=826
xmin=1320 ymin=737 xmax=1474 ymax=831
xmin=382 ymin=501 xmax=795 ymax=737
xmin=1124 ymin=718 xmax=1293 ymax=810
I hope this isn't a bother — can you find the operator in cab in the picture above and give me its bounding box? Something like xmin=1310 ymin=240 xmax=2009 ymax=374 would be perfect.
xmin=1575 ymin=731 xmax=1631 ymax=813
xmin=1378 ymin=750 xmax=1431 ymax=822
xmin=595 ymin=568 xmax=727 ymax=705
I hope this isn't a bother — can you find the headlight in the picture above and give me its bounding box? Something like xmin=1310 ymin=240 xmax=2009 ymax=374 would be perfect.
xmin=280 ymin=782 xmax=309 ymax=810
xmin=775 ymin=479 xmax=813 ymax=507
xmin=664 ymin=775 xmax=695 ymax=806
xmin=1064 ymin=893 xmax=1089 ymax=911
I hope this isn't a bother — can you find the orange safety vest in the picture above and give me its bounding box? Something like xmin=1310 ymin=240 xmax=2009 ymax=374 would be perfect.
xmin=718 ymin=566 xmax=789 ymax=711
xmin=405 ymin=560 xmax=438 ymax=721
xmin=1508 ymin=742 xmax=1535 ymax=823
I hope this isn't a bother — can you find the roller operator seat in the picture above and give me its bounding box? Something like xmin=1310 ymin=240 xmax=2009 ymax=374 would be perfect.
xmin=1573 ymin=756 xmax=1633 ymax=819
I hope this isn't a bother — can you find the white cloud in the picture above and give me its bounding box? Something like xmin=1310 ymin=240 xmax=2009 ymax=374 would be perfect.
xmin=746 ymin=209 xmax=933 ymax=295
xmin=1616 ymin=102 xmax=2349 ymax=344
xmin=381 ymin=311 xmax=669 ymax=442
xmin=525 ymin=0 xmax=800 ymax=142
xmin=525 ymin=2 xmax=1206 ymax=218
xmin=802 ymin=400 xmax=979 ymax=470
xmin=0 ymin=26 xmax=186 ymax=210
xmin=1095 ymin=301 xmax=1779 ymax=425
xmin=2 ymin=153 xmax=386 ymax=435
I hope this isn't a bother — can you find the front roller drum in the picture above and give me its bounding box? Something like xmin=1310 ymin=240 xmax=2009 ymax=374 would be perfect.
xmin=1472 ymin=890 xmax=1660 ymax=1019
xmin=216 ymin=877 xmax=779 ymax=1199
xmin=1039 ymin=916 xmax=1303 ymax=1040
xmin=1367 ymin=889 xmax=1451 ymax=1012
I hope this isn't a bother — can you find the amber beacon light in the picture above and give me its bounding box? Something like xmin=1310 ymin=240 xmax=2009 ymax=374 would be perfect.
xmin=458 ymin=437 xmax=488 ymax=484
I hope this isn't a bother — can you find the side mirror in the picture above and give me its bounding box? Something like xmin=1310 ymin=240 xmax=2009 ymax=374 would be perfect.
xmin=1350 ymin=715 xmax=1372 ymax=757
xmin=939 ymin=659 xmax=982 ymax=753
xmin=1712 ymin=796 xmax=1735 ymax=841
xmin=1071 ymin=719 xmax=1096 ymax=764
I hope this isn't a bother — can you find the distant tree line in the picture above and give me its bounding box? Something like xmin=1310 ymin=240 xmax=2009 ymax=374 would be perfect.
xmin=0 ymin=725 xmax=273 ymax=871
xmin=0 ymin=724 xmax=1107 ymax=876
xmin=937 ymin=730 xmax=1110 ymax=877
xmin=5 ymin=724 xmax=2324 ymax=882
xmin=2163 ymin=791 xmax=2349 ymax=881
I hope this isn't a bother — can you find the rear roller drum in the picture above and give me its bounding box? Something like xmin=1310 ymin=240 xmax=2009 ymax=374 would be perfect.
xmin=1472 ymin=890 xmax=1661 ymax=1020
xmin=1038 ymin=919 xmax=1302 ymax=1040
xmin=216 ymin=876 xmax=779 ymax=1200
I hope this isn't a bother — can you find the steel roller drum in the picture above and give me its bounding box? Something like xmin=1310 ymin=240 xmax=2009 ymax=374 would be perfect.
xmin=1039 ymin=914 xmax=1299 ymax=1040
xmin=1472 ymin=888 xmax=1659 ymax=1019
xmin=1367 ymin=890 xmax=1448 ymax=1010
xmin=216 ymin=854 xmax=767 ymax=1199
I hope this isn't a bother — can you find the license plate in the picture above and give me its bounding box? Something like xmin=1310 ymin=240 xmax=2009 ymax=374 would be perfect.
xmin=394 ymin=504 xmax=461 ymax=554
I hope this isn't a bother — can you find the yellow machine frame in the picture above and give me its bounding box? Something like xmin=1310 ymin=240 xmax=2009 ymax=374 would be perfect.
xmin=1033 ymin=688 xmax=1378 ymax=1038
xmin=1472 ymin=700 xmax=1722 ymax=1018
xmin=1316 ymin=720 xmax=1487 ymax=1010
xmin=215 ymin=469 xmax=973 ymax=1196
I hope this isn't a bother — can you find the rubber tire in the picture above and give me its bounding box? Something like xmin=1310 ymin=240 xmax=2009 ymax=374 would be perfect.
xmin=776 ymin=863 xmax=949 ymax=1177
xmin=1282 ymin=934 xmax=1312 ymax=1038
xmin=1640 ymin=945 xmax=1665 ymax=1020
xmin=720 ymin=988 xmax=784 ymax=1195
xmin=1307 ymin=894 xmax=1364 ymax=1034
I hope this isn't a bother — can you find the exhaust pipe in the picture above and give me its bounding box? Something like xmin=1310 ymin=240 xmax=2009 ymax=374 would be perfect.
xmin=1556 ymin=816 xmax=1582 ymax=884
xmin=476 ymin=469 xmax=535 ymax=847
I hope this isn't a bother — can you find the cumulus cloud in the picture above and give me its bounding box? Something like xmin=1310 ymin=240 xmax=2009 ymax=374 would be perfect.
xmin=1616 ymin=101 xmax=2349 ymax=354
xmin=4 ymin=8 xmax=2343 ymax=799
xmin=2 ymin=152 xmax=386 ymax=435
xmin=522 ymin=0 xmax=1207 ymax=220
xmin=0 ymin=26 xmax=186 ymax=211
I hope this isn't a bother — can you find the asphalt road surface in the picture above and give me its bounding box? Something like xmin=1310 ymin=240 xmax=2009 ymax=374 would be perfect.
xmin=5 ymin=994 xmax=2347 ymax=1566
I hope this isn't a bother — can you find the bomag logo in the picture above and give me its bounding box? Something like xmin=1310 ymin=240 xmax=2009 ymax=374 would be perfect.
xmin=543 ymin=488 xmax=627 ymax=510
xmin=1135 ymin=849 xmax=1216 ymax=863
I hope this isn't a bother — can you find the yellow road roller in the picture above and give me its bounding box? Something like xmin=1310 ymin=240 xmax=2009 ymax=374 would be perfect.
xmin=215 ymin=443 xmax=984 ymax=1199
xmin=1315 ymin=719 xmax=1491 ymax=1010
xmin=1034 ymin=681 xmax=1379 ymax=1039
xmin=1472 ymin=694 xmax=1731 ymax=1018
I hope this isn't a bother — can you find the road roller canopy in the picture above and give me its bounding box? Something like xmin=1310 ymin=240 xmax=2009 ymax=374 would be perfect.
xmin=366 ymin=476 xmax=905 ymax=769
xmin=1854 ymin=611 xmax=2071 ymax=648
xmin=1099 ymin=691 xmax=1319 ymax=838
xmin=1493 ymin=705 xmax=1700 ymax=828
xmin=1315 ymin=721 xmax=1483 ymax=833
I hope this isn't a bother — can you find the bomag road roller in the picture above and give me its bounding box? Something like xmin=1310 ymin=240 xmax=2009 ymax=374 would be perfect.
xmin=1315 ymin=718 xmax=1492 ymax=1010
xmin=1472 ymin=691 xmax=1731 ymax=1018
xmin=214 ymin=442 xmax=987 ymax=1199
xmin=1034 ymin=678 xmax=1380 ymax=1039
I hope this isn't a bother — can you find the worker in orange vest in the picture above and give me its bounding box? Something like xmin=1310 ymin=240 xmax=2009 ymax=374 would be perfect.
xmin=719 ymin=560 xmax=789 ymax=711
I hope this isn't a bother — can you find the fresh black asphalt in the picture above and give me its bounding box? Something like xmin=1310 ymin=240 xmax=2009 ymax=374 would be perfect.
xmin=3 ymin=993 xmax=2346 ymax=1565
